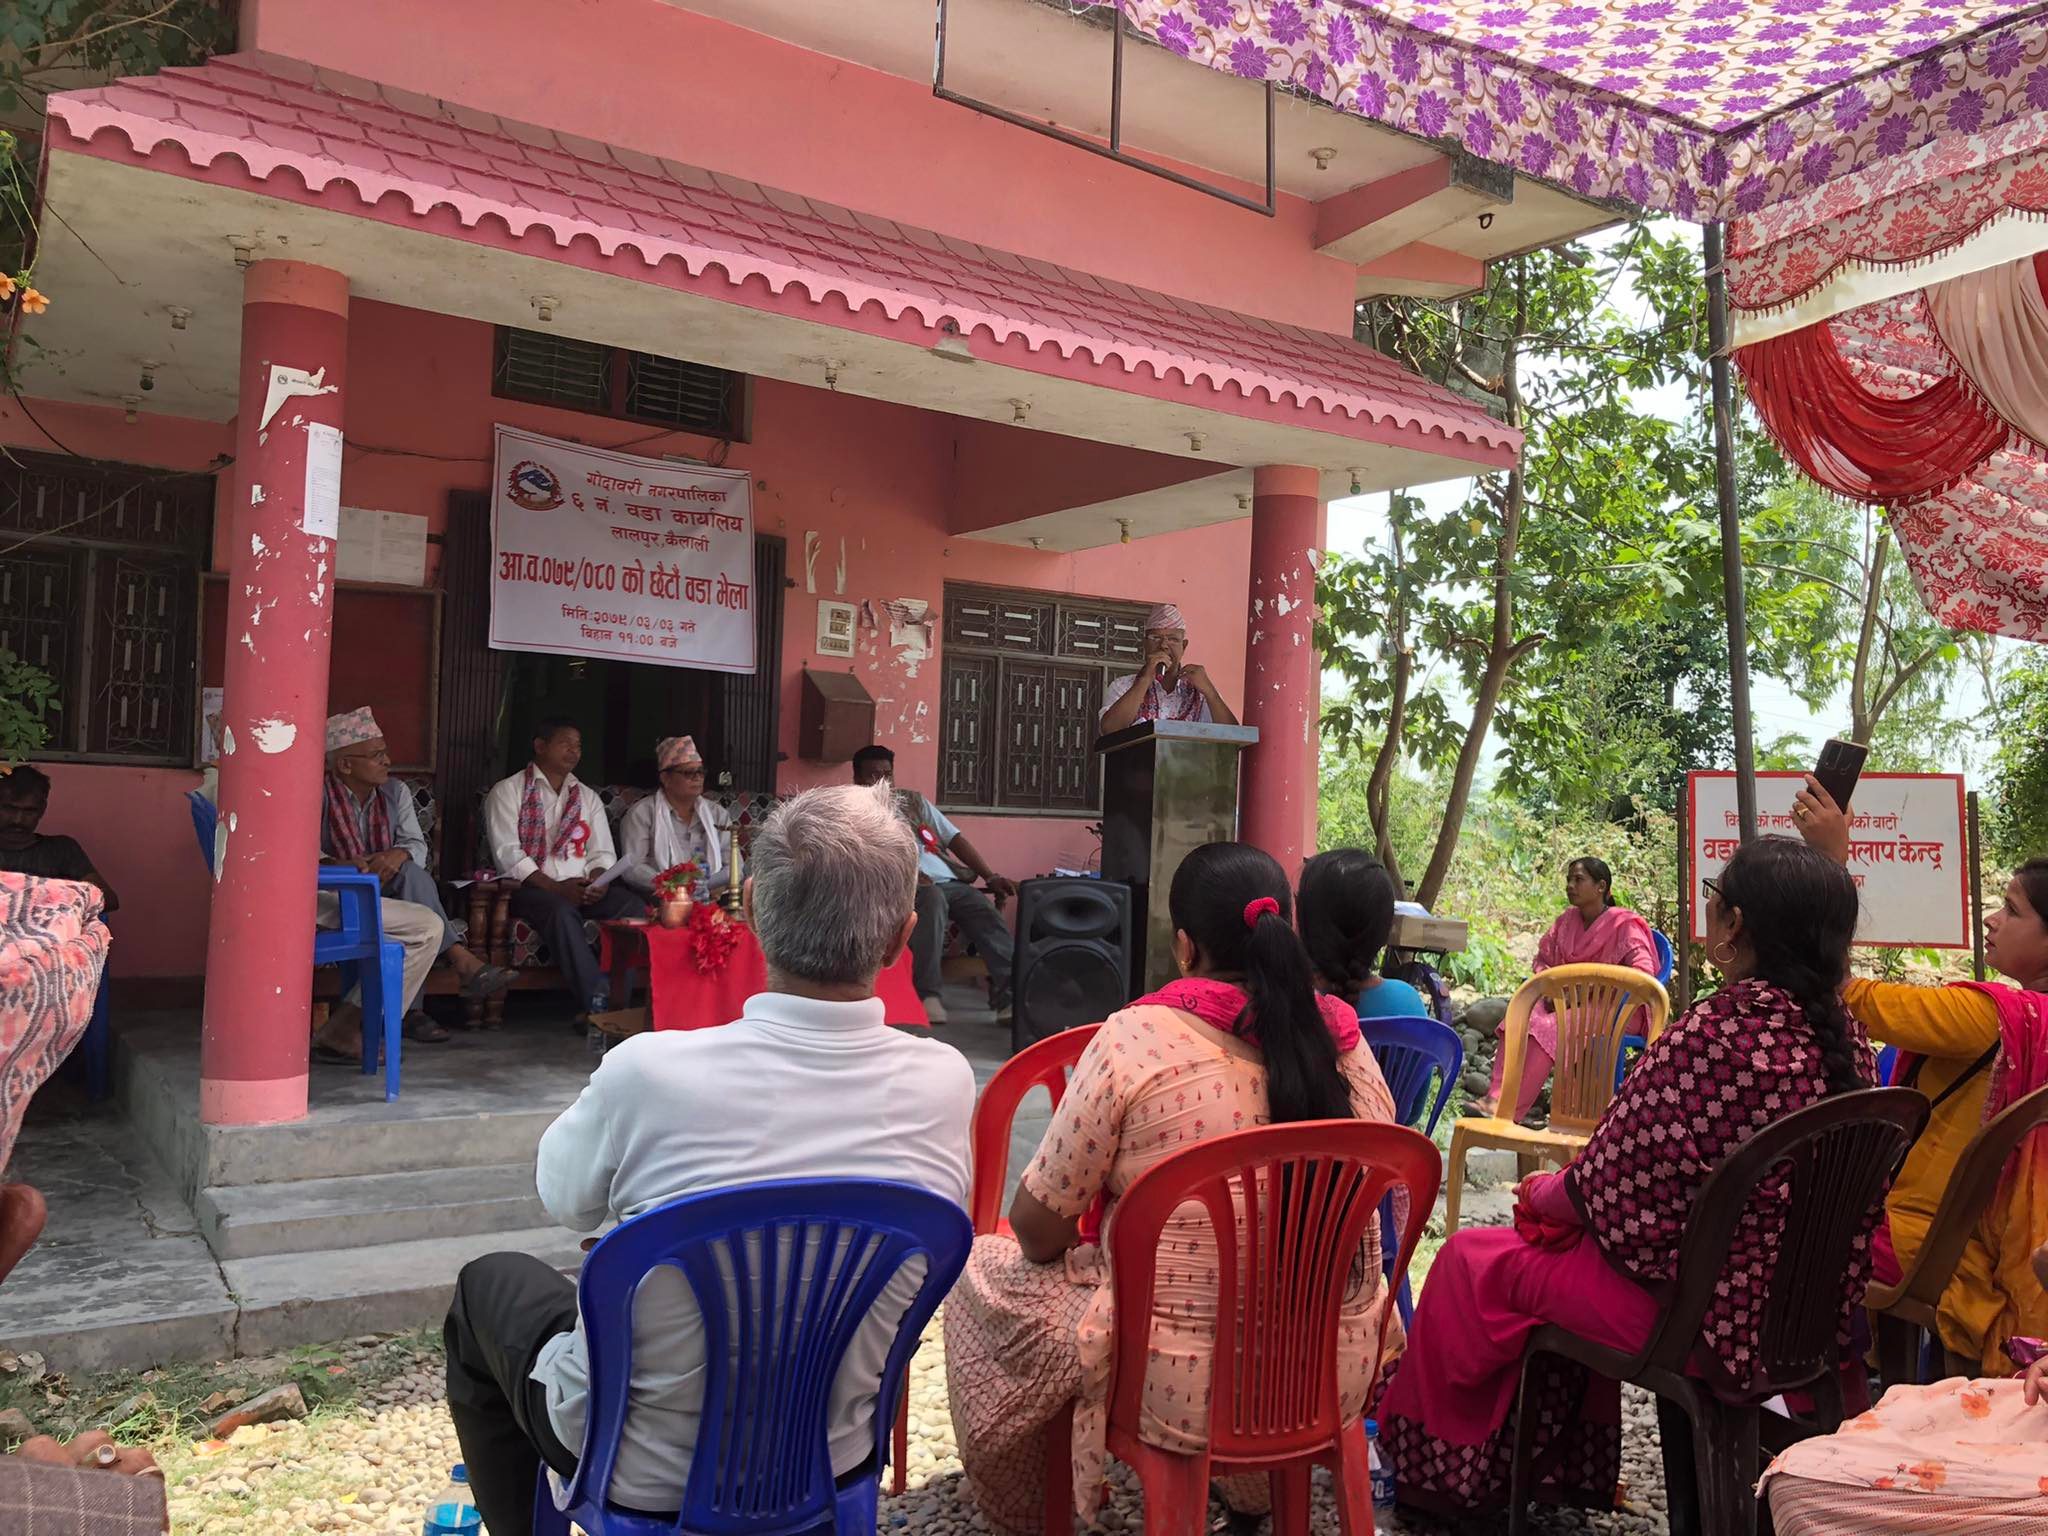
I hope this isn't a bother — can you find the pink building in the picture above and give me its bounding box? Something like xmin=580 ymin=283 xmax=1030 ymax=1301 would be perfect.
xmin=8 ymin=0 xmax=1607 ymax=1127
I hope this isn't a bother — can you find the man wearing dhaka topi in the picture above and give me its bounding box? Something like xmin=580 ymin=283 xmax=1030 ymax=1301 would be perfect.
xmin=1097 ymin=603 xmax=1238 ymax=732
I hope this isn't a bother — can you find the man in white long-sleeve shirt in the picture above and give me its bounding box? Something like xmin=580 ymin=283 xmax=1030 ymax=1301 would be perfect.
xmin=482 ymin=717 xmax=642 ymax=1017
xmin=443 ymin=782 xmax=975 ymax=1536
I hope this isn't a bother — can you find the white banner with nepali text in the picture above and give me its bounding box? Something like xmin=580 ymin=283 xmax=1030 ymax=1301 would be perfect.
xmin=1686 ymin=771 xmax=1969 ymax=949
xmin=488 ymin=424 xmax=755 ymax=673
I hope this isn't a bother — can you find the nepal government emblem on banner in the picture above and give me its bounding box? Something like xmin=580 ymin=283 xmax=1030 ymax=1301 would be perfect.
xmin=507 ymin=459 xmax=565 ymax=512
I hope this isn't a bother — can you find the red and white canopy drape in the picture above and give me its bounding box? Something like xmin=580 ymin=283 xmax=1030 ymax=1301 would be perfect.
xmin=1728 ymin=112 xmax=2048 ymax=643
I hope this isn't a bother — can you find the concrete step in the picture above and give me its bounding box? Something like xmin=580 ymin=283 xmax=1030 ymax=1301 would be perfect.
xmin=224 ymin=1226 xmax=586 ymax=1358
xmin=114 ymin=1017 xmax=584 ymax=1194
xmin=197 ymin=1162 xmax=546 ymax=1259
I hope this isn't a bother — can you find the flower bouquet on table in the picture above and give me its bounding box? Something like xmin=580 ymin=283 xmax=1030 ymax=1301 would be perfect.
xmin=651 ymin=860 xmax=702 ymax=928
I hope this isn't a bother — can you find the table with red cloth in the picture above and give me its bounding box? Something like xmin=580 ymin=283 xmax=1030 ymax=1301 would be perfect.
xmin=601 ymin=917 xmax=926 ymax=1031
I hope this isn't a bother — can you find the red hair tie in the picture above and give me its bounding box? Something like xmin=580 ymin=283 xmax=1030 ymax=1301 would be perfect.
xmin=1243 ymin=896 xmax=1281 ymax=929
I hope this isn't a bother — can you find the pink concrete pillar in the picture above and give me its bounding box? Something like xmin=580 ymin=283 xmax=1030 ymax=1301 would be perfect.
xmin=199 ymin=261 xmax=349 ymax=1126
xmin=1239 ymin=464 xmax=1326 ymax=878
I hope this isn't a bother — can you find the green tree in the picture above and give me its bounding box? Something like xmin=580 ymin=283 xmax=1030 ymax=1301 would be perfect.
xmin=1743 ymin=479 xmax=1981 ymax=765
xmin=1325 ymin=228 xmax=1778 ymax=902
xmin=1986 ymin=649 xmax=2048 ymax=865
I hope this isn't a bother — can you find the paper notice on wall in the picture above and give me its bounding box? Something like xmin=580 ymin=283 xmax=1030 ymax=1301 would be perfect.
xmin=200 ymin=687 xmax=227 ymax=765
xmin=338 ymin=507 xmax=429 ymax=586
xmin=885 ymin=598 xmax=933 ymax=660
xmin=301 ymin=422 xmax=343 ymax=540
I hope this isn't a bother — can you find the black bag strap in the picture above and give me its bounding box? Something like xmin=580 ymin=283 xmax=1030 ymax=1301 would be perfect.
xmin=1908 ymin=1042 xmax=2000 ymax=1114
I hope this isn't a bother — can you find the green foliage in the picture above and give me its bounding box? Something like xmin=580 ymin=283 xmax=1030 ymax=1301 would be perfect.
xmin=1987 ymin=649 xmax=2048 ymax=865
xmin=1742 ymin=479 xmax=1982 ymax=764
xmin=1328 ymin=227 xmax=1783 ymax=840
xmin=0 ymin=647 xmax=57 ymax=768
xmin=1318 ymin=754 xmax=1679 ymax=995
xmin=0 ymin=2 xmax=233 ymax=114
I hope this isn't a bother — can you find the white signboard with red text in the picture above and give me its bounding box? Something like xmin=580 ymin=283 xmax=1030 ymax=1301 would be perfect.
xmin=488 ymin=425 xmax=755 ymax=672
xmin=1686 ymin=771 xmax=1969 ymax=948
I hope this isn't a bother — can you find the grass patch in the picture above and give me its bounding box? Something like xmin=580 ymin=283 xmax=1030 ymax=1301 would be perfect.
xmin=0 ymin=1329 xmax=445 ymax=1450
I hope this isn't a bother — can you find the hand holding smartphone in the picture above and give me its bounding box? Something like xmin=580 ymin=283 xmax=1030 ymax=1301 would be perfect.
xmin=1813 ymin=737 xmax=1869 ymax=813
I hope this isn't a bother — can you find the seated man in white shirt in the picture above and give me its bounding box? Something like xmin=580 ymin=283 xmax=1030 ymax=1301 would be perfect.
xmin=483 ymin=718 xmax=643 ymax=1019
xmin=614 ymin=735 xmax=730 ymax=902
xmin=442 ymin=783 xmax=975 ymax=1536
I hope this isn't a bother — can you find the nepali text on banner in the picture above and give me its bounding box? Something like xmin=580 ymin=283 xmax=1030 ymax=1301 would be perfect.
xmin=488 ymin=424 xmax=755 ymax=674
xmin=1685 ymin=770 xmax=1970 ymax=949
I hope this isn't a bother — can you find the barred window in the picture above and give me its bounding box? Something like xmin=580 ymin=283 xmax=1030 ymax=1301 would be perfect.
xmin=0 ymin=450 xmax=213 ymax=763
xmin=937 ymin=584 xmax=1152 ymax=814
xmin=493 ymin=328 xmax=747 ymax=439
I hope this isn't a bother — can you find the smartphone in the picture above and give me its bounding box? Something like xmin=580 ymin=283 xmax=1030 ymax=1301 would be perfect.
xmin=1814 ymin=737 xmax=1869 ymax=812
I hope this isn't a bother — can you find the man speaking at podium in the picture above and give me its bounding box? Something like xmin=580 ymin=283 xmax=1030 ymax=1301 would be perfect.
xmin=1098 ymin=603 xmax=1239 ymax=732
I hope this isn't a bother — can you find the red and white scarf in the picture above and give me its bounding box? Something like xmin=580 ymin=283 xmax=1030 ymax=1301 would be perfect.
xmin=518 ymin=765 xmax=590 ymax=866
xmin=1135 ymin=674 xmax=1209 ymax=723
xmin=323 ymin=773 xmax=391 ymax=864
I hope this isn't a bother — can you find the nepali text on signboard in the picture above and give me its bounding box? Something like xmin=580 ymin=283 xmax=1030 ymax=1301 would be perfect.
xmin=1685 ymin=771 xmax=1969 ymax=948
xmin=488 ymin=424 xmax=755 ymax=673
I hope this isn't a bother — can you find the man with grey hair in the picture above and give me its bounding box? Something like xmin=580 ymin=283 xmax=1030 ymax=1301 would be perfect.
xmin=442 ymin=784 xmax=975 ymax=1536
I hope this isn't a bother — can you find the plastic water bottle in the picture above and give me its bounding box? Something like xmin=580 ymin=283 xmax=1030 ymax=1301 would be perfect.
xmin=422 ymin=1464 xmax=481 ymax=1535
xmin=1363 ymin=1419 xmax=1396 ymax=1510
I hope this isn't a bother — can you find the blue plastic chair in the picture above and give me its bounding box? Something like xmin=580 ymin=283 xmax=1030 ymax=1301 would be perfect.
xmin=186 ymin=789 xmax=407 ymax=1101
xmin=533 ymin=1178 xmax=973 ymax=1536
xmin=1613 ymin=930 xmax=1677 ymax=1091
xmin=1359 ymin=1013 xmax=1463 ymax=1326
xmin=79 ymin=978 xmax=111 ymax=1101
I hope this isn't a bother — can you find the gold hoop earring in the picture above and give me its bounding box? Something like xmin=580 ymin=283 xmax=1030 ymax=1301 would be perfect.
xmin=1710 ymin=941 xmax=1737 ymax=967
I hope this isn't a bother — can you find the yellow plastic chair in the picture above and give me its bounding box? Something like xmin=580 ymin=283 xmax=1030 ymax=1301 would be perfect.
xmin=1443 ymin=962 xmax=1672 ymax=1232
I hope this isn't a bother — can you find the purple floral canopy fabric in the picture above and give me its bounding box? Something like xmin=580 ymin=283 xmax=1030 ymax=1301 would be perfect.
xmin=1115 ymin=0 xmax=2048 ymax=220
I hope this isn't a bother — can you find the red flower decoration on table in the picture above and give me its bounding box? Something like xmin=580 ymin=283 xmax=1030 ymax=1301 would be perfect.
xmin=651 ymin=860 xmax=703 ymax=901
xmin=688 ymin=903 xmax=741 ymax=976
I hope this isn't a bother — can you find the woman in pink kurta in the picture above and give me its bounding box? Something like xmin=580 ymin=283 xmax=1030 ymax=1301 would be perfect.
xmin=943 ymin=843 xmax=1404 ymax=1535
xmin=1481 ymin=856 xmax=1659 ymax=1122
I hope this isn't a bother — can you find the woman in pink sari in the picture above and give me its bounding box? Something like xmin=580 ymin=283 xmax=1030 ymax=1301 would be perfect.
xmin=1380 ymin=837 xmax=1879 ymax=1518
xmin=1479 ymin=856 xmax=1659 ymax=1122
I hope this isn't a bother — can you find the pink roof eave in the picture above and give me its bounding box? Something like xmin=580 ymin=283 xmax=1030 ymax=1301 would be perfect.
xmin=41 ymin=53 xmax=1519 ymax=472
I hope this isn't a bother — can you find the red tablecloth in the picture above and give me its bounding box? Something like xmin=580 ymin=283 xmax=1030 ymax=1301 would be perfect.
xmin=637 ymin=919 xmax=926 ymax=1031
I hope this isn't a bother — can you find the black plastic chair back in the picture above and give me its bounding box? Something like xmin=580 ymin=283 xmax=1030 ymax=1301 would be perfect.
xmin=1646 ymin=1086 xmax=1927 ymax=1401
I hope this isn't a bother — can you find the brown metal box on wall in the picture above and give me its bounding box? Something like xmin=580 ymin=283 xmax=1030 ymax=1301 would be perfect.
xmin=799 ymin=669 xmax=875 ymax=761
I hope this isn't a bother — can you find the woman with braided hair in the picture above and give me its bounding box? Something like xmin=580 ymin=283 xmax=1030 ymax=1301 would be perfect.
xmin=1380 ymin=835 xmax=1880 ymax=1518
xmin=1794 ymin=776 xmax=2048 ymax=1378
xmin=943 ymin=842 xmax=1404 ymax=1534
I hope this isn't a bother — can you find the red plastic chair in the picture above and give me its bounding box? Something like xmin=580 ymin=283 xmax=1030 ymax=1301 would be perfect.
xmin=891 ymin=1025 xmax=1100 ymax=1493
xmin=1045 ymin=1121 xmax=1440 ymax=1536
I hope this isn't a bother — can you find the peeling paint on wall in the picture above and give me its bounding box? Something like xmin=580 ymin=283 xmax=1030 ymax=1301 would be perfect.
xmin=804 ymin=531 xmax=821 ymax=593
xmin=250 ymin=719 xmax=297 ymax=754
xmin=221 ymin=725 xmax=236 ymax=756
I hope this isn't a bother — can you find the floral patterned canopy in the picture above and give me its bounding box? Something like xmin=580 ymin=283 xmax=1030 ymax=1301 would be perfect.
xmin=1715 ymin=104 xmax=2048 ymax=643
xmin=1117 ymin=0 xmax=2048 ymax=221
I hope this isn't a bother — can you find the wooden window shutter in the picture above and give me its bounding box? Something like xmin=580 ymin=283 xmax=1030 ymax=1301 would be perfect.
xmin=939 ymin=653 xmax=997 ymax=804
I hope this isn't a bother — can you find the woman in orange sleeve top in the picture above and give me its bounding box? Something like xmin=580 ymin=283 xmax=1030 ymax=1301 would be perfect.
xmin=1795 ymin=776 xmax=2048 ymax=1376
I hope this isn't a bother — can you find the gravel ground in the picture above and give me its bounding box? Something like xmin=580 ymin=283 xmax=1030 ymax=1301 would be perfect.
xmin=163 ymin=1318 xmax=1672 ymax=1535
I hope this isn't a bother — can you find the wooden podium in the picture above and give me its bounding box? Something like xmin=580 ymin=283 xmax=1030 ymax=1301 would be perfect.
xmin=1096 ymin=719 xmax=1259 ymax=992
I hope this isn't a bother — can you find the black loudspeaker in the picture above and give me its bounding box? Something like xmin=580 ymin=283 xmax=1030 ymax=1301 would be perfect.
xmin=1011 ymin=878 xmax=1134 ymax=1052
